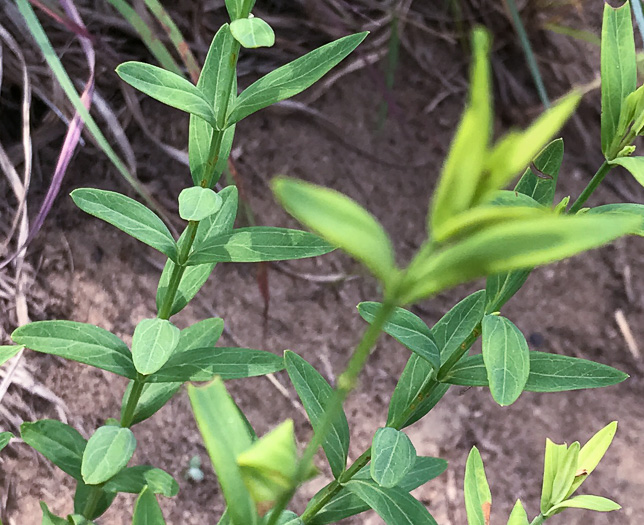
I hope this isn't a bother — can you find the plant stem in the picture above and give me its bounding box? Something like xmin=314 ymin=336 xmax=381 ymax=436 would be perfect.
xmin=120 ymin=376 xmax=145 ymax=427
xmin=568 ymin=161 xmax=612 ymax=214
xmin=268 ymin=300 xmax=397 ymax=525
xmin=530 ymin=514 xmax=546 ymax=525
xmin=82 ymin=486 xmax=103 ymax=520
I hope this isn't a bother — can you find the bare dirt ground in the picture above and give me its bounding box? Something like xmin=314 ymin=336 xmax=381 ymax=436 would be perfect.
xmin=1 ymin=7 xmax=644 ymax=525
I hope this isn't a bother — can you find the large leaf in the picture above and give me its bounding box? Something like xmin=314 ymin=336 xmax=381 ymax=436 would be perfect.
xmin=132 ymin=486 xmax=166 ymax=525
xmin=103 ymin=465 xmax=179 ymax=497
xmin=344 ymin=479 xmax=437 ymax=525
xmin=12 ymin=321 xmax=136 ymax=379
xmin=228 ymin=32 xmax=368 ymax=124
xmin=606 ymin=156 xmax=644 ymax=187
xmin=430 ymin=28 xmax=491 ymax=231
xmin=308 ymin=456 xmax=446 ymax=525
xmin=358 ymin=302 xmax=439 ymax=370
xmin=403 ymin=214 xmax=638 ymax=303
xmin=284 ymin=351 xmax=350 ymax=478
xmin=21 ymin=420 xmax=86 ymax=480
xmin=71 ymin=189 xmax=177 ymax=261
xmin=81 ymin=426 xmax=136 ymax=485
xmin=188 ymin=378 xmax=257 ymax=525
xmin=116 ymin=62 xmax=216 ymax=127
xmin=601 ymin=1 xmax=637 ymax=158
xmin=131 ymin=318 xmax=180 ymax=376
xmin=272 ymin=177 xmax=396 ymax=284
xmin=148 ymin=347 xmax=284 ymax=382
xmin=230 ymin=17 xmax=275 ymax=48
xmin=442 ymin=351 xmax=628 ymax=392
xmin=464 ymin=447 xmax=492 ymax=525
xmin=187 ymin=227 xmax=334 ymax=265
xmin=370 ymin=428 xmax=417 ymax=488
xmin=481 ymin=315 xmax=530 ymax=406
xmin=586 ymin=203 xmax=644 ymax=235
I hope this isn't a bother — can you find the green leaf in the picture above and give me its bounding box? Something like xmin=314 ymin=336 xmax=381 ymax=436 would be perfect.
xmin=484 ymin=270 xmax=530 ymax=315
xmin=344 ymin=479 xmax=437 ymax=525
xmin=370 ymin=428 xmax=417 ymax=488
xmin=71 ymin=189 xmax=177 ymax=261
xmin=131 ymin=318 xmax=181 ymax=376
xmin=357 ymin=303 xmax=439 ymax=371
xmin=230 ymin=18 xmax=275 ymax=48
xmin=189 ymin=24 xmax=237 ymax=185
xmin=586 ymin=203 xmax=644 ymax=235
xmin=507 ymin=500 xmax=529 ymax=525
xmin=81 ymin=426 xmax=136 ymax=485
xmin=442 ymin=351 xmax=628 ymax=392
xmin=403 ymin=214 xmax=638 ymax=303
xmin=40 ymin=502 xmax=69 ymax=525
xmin=21 ymin=420 xmax=86 ymax=480
xmin=228 ymin=32 xmax=368 ymax=124
xmin=514 ymin=138 xmax=564 ymax=206
xmin=132 ymin=486 xmax=166 ymax=525
xmin=601 ymin=0 xmax=637 ymax=158
xmin=482 ymin=92 xmax=580 ymax=197
xmin=225 ymin=0 xmax=255 ymax=21
xmin=550 ymin=442 xmax=580 ymax=508
xmin=13 ymin=321 xmax=136 ymax=378
xmin=67 ymin=516 xmax=94 ymax=525
xmin=149 ymin=347 xmax=284 ymax=382
xmin=176 ymin=318 xmax=225 ymax=353
xmin=73 ymin=481 xmax=115 ymax=520
xmin=272 ymin=177 xmax=396 ymax=284
xmin=567 ymin=421 xmax=617 ymax=497
xmin=0 ymin=431 xmax=13 ymax=453
xmin=156 ymin=186 xmax=238 ymax=316
xmin=541 ymin=438 xmax=567 ymax=513
xmin=262 ymin=510 xmax=302 ymax=525
xmin=0 ymin=345 xmax=22 ymax=367
xmin=284 ymin=351 xmax=350 ymax=478
xmin=481 ymin=315 xmax=529 ymax=406
xmin=464 ymin=447 xmax=492 ymax=525
xmin=607 ymin=156 xmax=644 ymax=187
xmin=102 ymin=465 xmax=179 ymax=497
xmin=116 ymin=62 xmax=216 ymax=127
xmin=430 ymin=28 xmax=492 ymax=231
xmin=188 ymin=378 xmax=257 ymax=525
xmin=179 ymin=187 xmax=223 ymax=221
xmin=308 ymin=456 xmax=446 ymax=525
xmin=121 ymin=382 xmax=182 ymax=426
xmin=546 ymin=495 xmax=620 ymax=516
xmin=187 ymin=227 xmax=334 ymax=265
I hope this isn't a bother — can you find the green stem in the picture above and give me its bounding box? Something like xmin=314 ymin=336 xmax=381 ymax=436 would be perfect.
xmin=530 ymin=514 xmax=546 ymax=525
xmin=568 ymin=161 xmax=612 ymax=214
xmin=120 ymin=375 xmax=145 ymax=427
xmin=82 ymin=486 xmax=103 ymax=520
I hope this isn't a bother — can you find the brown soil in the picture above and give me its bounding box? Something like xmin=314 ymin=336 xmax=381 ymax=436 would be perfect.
xmin=2 ymin=10 xmax=644 ymax=525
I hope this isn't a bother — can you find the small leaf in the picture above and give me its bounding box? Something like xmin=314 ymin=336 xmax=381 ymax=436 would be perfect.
xmin=0 ymin=345 xmax=22 ymax=367
xmin=13 ymin=321 xmax=136 ymax=378
xmin=40 ymin=502 xmax=69 ymax=525
xmin=224 ymin=0 xmax=254 ymax=21
xmin=546 ymin=495 xmax=621 ymax=516
xmin=507 ymin=500 xmax=529 ymax=525
xmin=132 ymin=486 xmax=166 ymax=525
xmin=358 ymin=302 xmax=439 ymax=371
xmin=0 ymin=431 xmax=13 ymax=452
xmin=116 ymin=62 xmax=216 ymax=127
xmin=601 ymin=1 xmax=637 ymax=158
xmin=71 ymin=189 xmax=177 ymax=261
xmin=464 ymin=447 xmax=492 ymax=525
xmin=188 ymin=378 xmax=257 ymax=525
xmin=228 ymin=32 xmax=368 ymax=124
xmin=550 ymin=442 xmax=580 ymax=508
xmin=541 ymin=438 xmax=566 ymax=514
xmin=262 ymin=509 xmax=303 ymax=525
xmin=179 ymin=187 xmax=223 ymax=221
xmin=370 ymin=428 xmax=417 ymax=488
xmin=284 ymin=351 xmax=350 ymax=478
xmin=567 ymin=421 xmax=617 ymax=497
xmin=272 ymin=177 xmax=396 ymax=284
xmin=131 ymin=318 xmax=181 ymax=376
xmin=481 ymin=315 xmax=530 ymax=406
xmin=345 ymin=479 xmax=438 ymax=525
xmin=81 ymin=426 xmax=136 ymax=485
xmin=187 ymin=227 xmax=334 ymax=265
xmin=149 ymin=347 xmax=285 ymax=382
xmin=607 ymin=156 xmax=644 ymax=187
xmin=103 ymin=465 xmax=179 ymax=497
xmin=21 ymin=420 xmax=86 ymax=480
xmin=230 ymin=17 xmax=275 ymax=48
xmin=430 ymin=28 xmax=492 ymax=231
xmin=121 ymin=382 xmax=182 ymax=426
xmin=442 ymin=351 xmax=629 ymax=392
xmin=403 ymin=214 xmax=638 ymax=303
xmin=586 ymin=203 xmax=644 ymax=235
xmin=514 ymin=138 xmax=564 ymax=206
xmin=156 ymin=186 xmax=238 ymax=316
